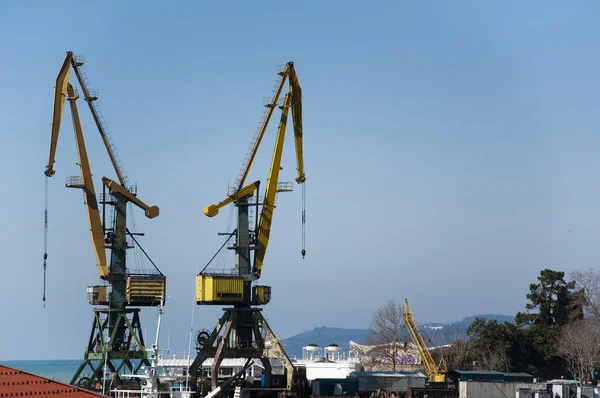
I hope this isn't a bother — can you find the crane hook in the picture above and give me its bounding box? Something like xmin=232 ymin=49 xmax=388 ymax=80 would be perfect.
xmin=301 ymin=249 xmax=306 ymax=259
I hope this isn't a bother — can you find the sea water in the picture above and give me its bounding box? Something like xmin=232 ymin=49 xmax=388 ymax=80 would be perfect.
xmin=0 ymin=360 xmax=81 ymax=383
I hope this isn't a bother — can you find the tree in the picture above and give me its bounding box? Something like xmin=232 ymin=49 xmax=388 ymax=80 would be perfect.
xmin=556 ymin=320 xmax=600 ymax=385
xmin=510 ymin=269 xmax=584 ymax=378
xmin=433 ymin=339 xmax=473 ymax=371
xmin=571 ymin=268 xmax=600 ymax=323
xmin=365 ymin=300 xmax=410 ymax=371
xmin=445 ymin=270 xmax=582 ymax=378
xmin=467 ymin=318 xmax=513 ymax=372
xmin=516 ymin=269 xmax=580 ymax=327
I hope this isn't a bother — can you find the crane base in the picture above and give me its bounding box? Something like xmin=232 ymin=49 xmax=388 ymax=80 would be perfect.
xmin=70 ymin=308 xmax=150 ymax=391
xmin=189 ymin=307 xmax=294 ymax=391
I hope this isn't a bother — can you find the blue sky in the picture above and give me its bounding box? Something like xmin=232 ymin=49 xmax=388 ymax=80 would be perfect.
xmin=1 ymin=1 xmax=599 ymax=360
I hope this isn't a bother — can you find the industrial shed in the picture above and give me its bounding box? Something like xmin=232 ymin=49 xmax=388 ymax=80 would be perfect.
xmin=503 ymin=372 xmax=535 ymax=383
xmin=445 ymin=370 xmax=534 ymax=384
xmin=349 ymin=371 xmax=426 ymax=393
xmin=445 ymin=370 xmax=540 ymax=398
xmin=445 ymin=370 xmax=505 ymax=383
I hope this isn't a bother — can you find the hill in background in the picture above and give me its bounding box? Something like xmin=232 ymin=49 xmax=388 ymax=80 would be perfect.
xmin=280 ymin=314 xmax=514 ymax=359
xmin=281 ymin=327 xmax=367 ymax=360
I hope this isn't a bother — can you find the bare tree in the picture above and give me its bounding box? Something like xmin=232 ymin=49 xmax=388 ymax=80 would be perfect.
xmin=556 ymin=319 xmax=600 ymax=384
xmin=571 ymin=268 xmax=600 ymax=323
xmin=434 ymin=338 xmax=473 ymax=371
xmin=426 ymin=327 xmax=450 ymax=348
xmin=360 ymin=355 xmax=384 ymax=372
xmin=365 ymin=300 xmax=410 ymax=371
xmin=472 ymin=346 xmax=510 ymax=372
xmin=431 ymin=324 xmax=469 ymax=347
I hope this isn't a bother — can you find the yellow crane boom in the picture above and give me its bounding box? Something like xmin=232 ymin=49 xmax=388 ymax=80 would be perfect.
xmin=287 ymin=64 xmax=305 ymax=184
xmin=204 ymin=181 xmax=260 ymax=218
xmin=203 ymin=62 xmax=305 ymax=281
xmin=64 ymin=84 xmax=109 ymax=280
xmin=45 ymin=51 xmax=130 ymax=189
xmin=102 ymin=177 xmax=159 ymax=219
xmin=252 ymin=94 xmax=293 ymax=278
xmin=45 ymin=54 xmax=72 ymax=178
xmin=252 ymin=63 xmax=305 ymax=278
xmin=44 ymin=55 xmax=109 ymax=279
xmin=402 ymin=299 xmax=447 ymax=382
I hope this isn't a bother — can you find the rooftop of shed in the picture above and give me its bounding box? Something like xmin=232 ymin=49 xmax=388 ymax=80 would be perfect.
xmin=350 ymin=371 xmax=427 ymax=378
xmin=450 ymin=370 xmax=505 ymax=375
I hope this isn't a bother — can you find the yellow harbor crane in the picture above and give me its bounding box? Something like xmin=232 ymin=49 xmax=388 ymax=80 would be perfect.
xmin=189 ymin=62 xmax=305 ymax=391
xmin=402 ymin=299 xmax=448 ymax=383
xmin=43 ymin=51 xmax=165 ymax=390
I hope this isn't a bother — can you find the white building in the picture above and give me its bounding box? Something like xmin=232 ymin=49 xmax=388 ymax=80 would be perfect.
xmin=290 ymin=344 xmax=363 ymax=381
xmin=349 ymin=340 xmax=423 ymax=372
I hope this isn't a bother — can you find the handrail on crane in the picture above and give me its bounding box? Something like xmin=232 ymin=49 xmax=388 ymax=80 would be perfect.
xmin=402 ymin=298 xmax=448 ymax=383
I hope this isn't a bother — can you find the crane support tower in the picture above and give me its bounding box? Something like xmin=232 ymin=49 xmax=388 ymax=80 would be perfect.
xmin=44 ymin=51 xmax=165 ymax=391
xmin=188 ymin=62 xmax=306 ymax=392
xmin=402 ymin=299 xmax=447 ymax=383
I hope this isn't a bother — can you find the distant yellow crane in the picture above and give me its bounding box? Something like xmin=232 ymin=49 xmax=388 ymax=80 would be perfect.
xmin=402 ymin=298 xmax=448 ymax=382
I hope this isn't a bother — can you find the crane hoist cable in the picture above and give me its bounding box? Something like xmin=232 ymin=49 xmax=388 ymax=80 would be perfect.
xmin=301 ymin=183 xmax=306 ymax=258
xmin=126 ymin=228 xmax=163 ymax=275
xmin=215 ymin=203 xmax=235 ymax=272
xmin=43 ymin=176 xmax=49 ymax=307
xmin=199 ymin=229 xmax=237 ymax=275
xmin=128 ymin=203 xmax=144 ymax=273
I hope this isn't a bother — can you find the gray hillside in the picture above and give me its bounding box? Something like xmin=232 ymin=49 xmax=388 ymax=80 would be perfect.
xmin=280 ymin=314 xmax=514 ymax=359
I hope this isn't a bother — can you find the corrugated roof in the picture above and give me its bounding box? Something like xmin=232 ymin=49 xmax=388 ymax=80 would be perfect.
xmin=0 ymin=365 xmax=109 ymax=397
xmin=450 ymin=370 xmax=505 ymax=375
xmin=350 ymin=371 xmax=426 ymax=378
xmin=503 ymin=372 xmax=534 ymax=377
